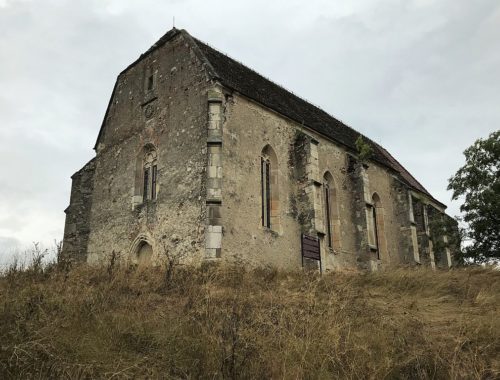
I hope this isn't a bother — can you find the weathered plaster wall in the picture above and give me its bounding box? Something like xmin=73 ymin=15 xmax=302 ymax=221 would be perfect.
xmin=84 ymin=33 xmax=211 ymax=265
xmin=363 ymin=163 xmax=416 ymax=267
xmin=220 ymin=95 xmax=303 ymax=268
xmin=220 ymin=93 xmax=420 ymax=271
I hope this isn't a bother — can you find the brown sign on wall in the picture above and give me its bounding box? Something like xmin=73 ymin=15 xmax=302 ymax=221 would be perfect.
xmin=301 ymin=234 xmax=321 ymax=261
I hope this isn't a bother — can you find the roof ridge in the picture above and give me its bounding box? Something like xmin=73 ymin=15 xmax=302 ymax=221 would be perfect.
xmin=191 ymin=34 xmax=443 ymax=205
xmin=179 ymin=30 xmax=220 ymax=80
xmin=92 ymin=27 xmax=443 ymax=206
xmin=94 ymin=28 xmax=183 ymax=150
xmin=94 ymin=28 xmax=208 ymax=150
xmin=190 ymin=37 xmax=393 ymax=157
xmin=120 ymin=27 xmax=182 ymax=76
xmin=192 ymin=38 xmax=391 ymax=157
xmin=191 ymin=36 xmax=358 ymax=133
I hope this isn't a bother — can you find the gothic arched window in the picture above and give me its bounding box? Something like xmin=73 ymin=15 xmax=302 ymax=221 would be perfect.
xmin=323 ymin=171 xmax=341 ymax=250
xmin=368 ymin=193 xmax=386 ymax=260
xmin=143 ymin=148 xmax=157 ymax=201
xmin=261 ymin=145 xmax=279 ymax=229
xmin=323 ymin=173 xmax=333 ymax=248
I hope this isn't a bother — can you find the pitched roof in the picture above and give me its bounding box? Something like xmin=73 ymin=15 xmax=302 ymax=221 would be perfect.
xmin=189 ymin=33 xmax=444 ymax=205
xmin=95 ymin=28 xmax=444 ymax=207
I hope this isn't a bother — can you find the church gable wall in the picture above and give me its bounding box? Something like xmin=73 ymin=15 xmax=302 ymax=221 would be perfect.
xmin=85 ymin=34 xmax=210 ymax=264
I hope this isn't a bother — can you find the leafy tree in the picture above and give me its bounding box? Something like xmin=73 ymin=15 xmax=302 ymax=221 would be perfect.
xmin=448 ymin=130 xmax=500 ymax=263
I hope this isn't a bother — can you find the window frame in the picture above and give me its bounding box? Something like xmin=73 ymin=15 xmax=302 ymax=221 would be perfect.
xmin=324 ymin=183 xmax=332 ymax=248
xmin=143 ymin=167 xmax=150 ymax=202
xmin=142 ymin=150 xmax=158 ymax=202
xmin=371 ymin=205 xmax=380 ymax=259
xmin=151 ymin=164 xmax=157 ymax=200
xmin=147 ymin=74 xmax=154 ymax=91
xmin=261 ymin=157 xmax=271 ymax=228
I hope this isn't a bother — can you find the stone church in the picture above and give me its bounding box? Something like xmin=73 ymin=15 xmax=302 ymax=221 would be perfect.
xmin=62 ymin=28 xmax=456 ymax=271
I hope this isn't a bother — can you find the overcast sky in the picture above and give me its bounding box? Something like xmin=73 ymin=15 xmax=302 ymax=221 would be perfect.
xmin=0 ymin=0 xmax=499 ymax=263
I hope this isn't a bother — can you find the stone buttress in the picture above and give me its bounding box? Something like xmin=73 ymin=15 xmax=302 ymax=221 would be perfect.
xmin=204 ymin=88 xmax=224 ymax=259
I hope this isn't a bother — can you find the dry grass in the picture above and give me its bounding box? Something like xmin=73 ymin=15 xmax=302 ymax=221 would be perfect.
xmin=0 ymin=260 xmax=499 ymax=379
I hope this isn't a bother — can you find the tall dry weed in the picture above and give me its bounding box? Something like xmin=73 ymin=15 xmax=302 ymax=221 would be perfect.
xmin=0 ymin=261 xmax=498 ymax=379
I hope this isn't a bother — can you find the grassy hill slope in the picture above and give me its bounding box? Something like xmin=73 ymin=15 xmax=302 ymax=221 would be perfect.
xmin=0 ymin=262 xmax=499 ymax=379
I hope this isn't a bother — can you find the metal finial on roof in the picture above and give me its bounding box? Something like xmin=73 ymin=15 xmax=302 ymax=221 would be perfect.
xmin=173 ymin=16 xmax=175 ymax=28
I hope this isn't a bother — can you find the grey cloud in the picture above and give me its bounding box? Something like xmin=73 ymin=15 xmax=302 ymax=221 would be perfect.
xmin=0 ymin=236 xmax=21 ymax=251
xmin=0 ymin=236 xmax=22 ymax=267
xmin=0 ymin=0 xmax=498 ymax=262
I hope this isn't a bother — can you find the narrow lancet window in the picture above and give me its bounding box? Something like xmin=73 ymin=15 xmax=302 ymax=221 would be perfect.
xmin=371 ymin=205 xmax=380 ymax=259
xmin=323 ymin=171 xmax=340 ymax=251
xmin=261 ymin=145 xmax=279 ymax=230
xmin=143 ymin=168 xmax=149 ymax=202
xmin=147 ymin=74 xmax=154 ymax=91
xmin=261 ymin=157 xmax=271 ymax=228
xmin=142 ymin=148 xmax=158 ymax=202
xmin=369 ymin=193 xmax=385 ymax=260
xmin=151 ymin=165 xmax=157 ymax=200
xmin=324 ymin=183 xmax=332 ymax=248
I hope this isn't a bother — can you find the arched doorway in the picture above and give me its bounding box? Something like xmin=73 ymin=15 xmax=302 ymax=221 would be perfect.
xmin=135 ymin=240 xmax=153 ymax=266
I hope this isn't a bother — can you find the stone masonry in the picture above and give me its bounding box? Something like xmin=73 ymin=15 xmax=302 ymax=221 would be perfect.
xmin=62 ymin=28 xmax=458 ymax=271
